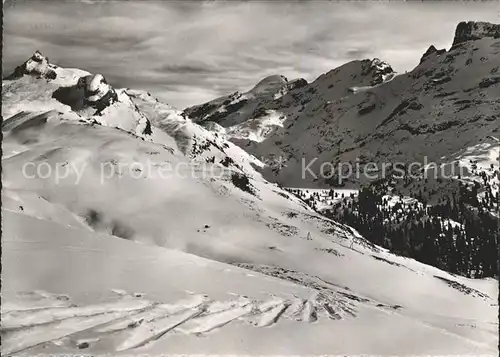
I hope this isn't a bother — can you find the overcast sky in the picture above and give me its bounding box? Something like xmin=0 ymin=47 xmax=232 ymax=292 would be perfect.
xmin=3 ymin=0 xmax=499 ymax=108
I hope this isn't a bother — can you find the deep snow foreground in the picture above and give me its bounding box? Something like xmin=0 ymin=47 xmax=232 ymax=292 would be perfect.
xmin=3 ymin=211 xmax=498 ymax=355
xmin=1 ymin=52 xmax=498 ymax=355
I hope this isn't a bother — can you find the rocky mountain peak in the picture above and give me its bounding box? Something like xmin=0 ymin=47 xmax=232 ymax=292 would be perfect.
xmin=5 ymin=50 xmax=57 ymax=80
xmin=250 ymin=74 xmax=289 ymax=97
xmin=452 ymin=21 xmax=500 ymax=47
xmin=419 ymin=45 xmax=446 ymax=64
xmin=362 ymin=58 xmax=396 ymax=85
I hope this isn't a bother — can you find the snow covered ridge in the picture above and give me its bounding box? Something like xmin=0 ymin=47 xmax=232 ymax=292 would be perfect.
xmin=251 ymin=75 xmax=308 ymax=100
xmin=2 ymin=51 xmax=266 ymax=179
xmin=181 ymin=74 xmax=309 ymax=145
xmin=183 ymin=74 xmax=308 ymax=127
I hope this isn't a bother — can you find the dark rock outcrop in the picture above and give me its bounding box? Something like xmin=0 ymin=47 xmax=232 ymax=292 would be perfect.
xmin=452 ymin=21 xmax=500 ymax=47
xmin=78 ymin=74 xmax=118 ymax=112
xmin=286 ymin=78 xmax=308 ymax=91
xmin=478 ymin=75 xmax=500 ymax=88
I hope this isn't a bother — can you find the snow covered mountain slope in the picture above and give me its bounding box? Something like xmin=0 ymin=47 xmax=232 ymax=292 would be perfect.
xmin=1 ymin=49 xmax=497 ymax=354
xmin=185 ymin=22 xmax=499 ymax=188
xmin=184 ymin=58 xmax=395 ymax=145
xmin=184 ymin=74 xmax=307 ymax=127
xmin=2 ymin=210 xmax=498 ymax=355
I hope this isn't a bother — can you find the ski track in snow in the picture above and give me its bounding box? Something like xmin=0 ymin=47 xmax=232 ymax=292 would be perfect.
xmin=2 ymin=298 xmax=153 ymax=330
xmin=2 ymin=309 xmax=134 ymax=355
xmin=1 ymin=291 xmax=75 ymax=313
xmin=115 ymin=307 xmax=206 ymax=351
xmin=1 ymin=289 xmax=360 ymax=354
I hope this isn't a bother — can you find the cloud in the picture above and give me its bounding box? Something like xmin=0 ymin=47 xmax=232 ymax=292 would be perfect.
xmin=155 ymin=64 xmax=224 ymax=75
xmin=345 ymin=48 xmax=372 ymax=59
xmin=3 ymin=1 xmax=499 ymax=109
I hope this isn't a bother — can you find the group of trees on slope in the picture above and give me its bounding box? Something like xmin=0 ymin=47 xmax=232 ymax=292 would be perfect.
xmin=286 ymin=166 xmax=499 ymax=278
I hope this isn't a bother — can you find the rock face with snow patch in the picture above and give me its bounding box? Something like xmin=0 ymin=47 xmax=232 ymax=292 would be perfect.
xmin=362 ymin=58 xmax=396 ymax=86
xmin=78 ymin=74 xmax=118 ymax=111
